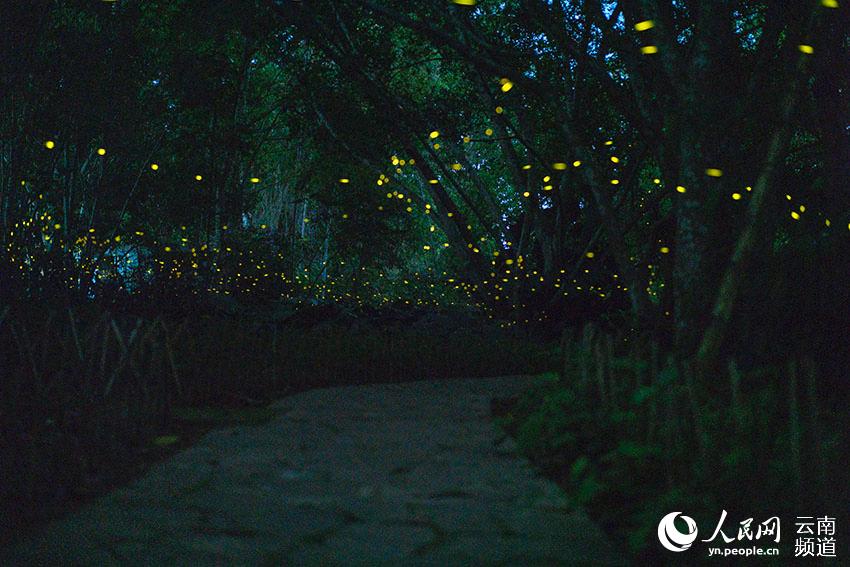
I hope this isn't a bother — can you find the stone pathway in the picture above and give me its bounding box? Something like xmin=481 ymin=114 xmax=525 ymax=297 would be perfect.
xmin=4 ymin=377 xmax=623 ymax=566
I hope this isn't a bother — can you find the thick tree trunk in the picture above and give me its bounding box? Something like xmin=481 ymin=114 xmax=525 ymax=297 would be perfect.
xmin=696 ymin=55 xmax=809 ymax=373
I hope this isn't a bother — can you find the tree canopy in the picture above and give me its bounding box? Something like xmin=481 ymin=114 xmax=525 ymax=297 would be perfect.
xmin=1 ymin=0 xmax=848 ymax=368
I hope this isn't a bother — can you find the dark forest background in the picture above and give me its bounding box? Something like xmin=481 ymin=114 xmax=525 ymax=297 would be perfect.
xmin=1 ymin=0 xmax=848 ymax=559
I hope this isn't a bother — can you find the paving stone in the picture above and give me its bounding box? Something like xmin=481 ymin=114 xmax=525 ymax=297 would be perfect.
xmin=2 ymin=377 xmax=623 ymax=565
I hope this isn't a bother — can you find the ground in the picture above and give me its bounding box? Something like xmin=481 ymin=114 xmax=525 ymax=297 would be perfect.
xmin=4 ymin=377 xmax=623 ymax=566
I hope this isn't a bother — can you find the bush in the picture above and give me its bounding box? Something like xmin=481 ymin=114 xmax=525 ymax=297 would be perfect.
xmin=500 ymin=324 xmax=849 ymax=561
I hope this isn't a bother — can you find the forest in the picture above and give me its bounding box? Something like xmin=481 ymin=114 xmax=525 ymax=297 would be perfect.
xmin=1 ymin=0 xmax=848 ymax=562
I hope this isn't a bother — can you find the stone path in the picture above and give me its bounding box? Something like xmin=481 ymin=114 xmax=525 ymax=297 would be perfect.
xmin=4 ymin=377 xmax=623 ymax=566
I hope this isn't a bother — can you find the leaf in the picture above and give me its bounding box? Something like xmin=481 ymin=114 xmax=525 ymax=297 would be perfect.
xmin=657 ymin=363 xmax=678 ymax=385
xmin=152 ymin=435 xmax=179 ymax=447
xmin=550 ymin=430 xmax=577 ymax=451
xmin=631 ymin=385 xmax=654 ymax=406
xmin=613 ymin=440 xmax=660 ymax=459
xmin=535 ymin=372 xmax=560 ymax=384
xmin=570 ymin=456 xmax=590 ymax=479
xmin=575 ymin=474 xmax=604 ymax=504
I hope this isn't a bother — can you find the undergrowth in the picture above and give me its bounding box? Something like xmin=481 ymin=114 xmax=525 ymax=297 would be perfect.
xmin=498 ymin=324 xmax=849 ymax=563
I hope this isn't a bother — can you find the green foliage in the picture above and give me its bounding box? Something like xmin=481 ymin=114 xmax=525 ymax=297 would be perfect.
xmin=513 ymin=373 xmax=583 ymax=461
xmin=3 ymin=0 xmax=848 ymax=337
xmin=502 ymin=326 xmax=849 ymax=559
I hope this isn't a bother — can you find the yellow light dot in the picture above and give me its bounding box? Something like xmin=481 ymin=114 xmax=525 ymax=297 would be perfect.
xmin=610 ymin=156 xmax=620 ymax=163
xmin=250 ymin=177 xmax=260 ymax=183
xmin=635 ymin=20 xmax=655 ymax=31
xmin=495 ymin=106 xmax=503 ymax=114
xmin=97 ymin=148 xmax=106 ymax=156
xmin=586 ymin=252 xmax=595 ymax=259
xmin=463 ymin=136 xmax=471 ymax=143
xmin=572 ymin=160 xmax=581 ymax=168
xmin=552 ymin=162 xmax=567 ymax=170
xmin=641 ymin=45 xmax=659 ymax=54
xmin=543 ymin=185 xmax=553 ymax=191
xmin=429 ymin=131 xmax=439 ymax=139
xmin=798 ymin=44 xmax=814 ymax=54
xmin=610 ymin=179 xmax=619 ymax=185
xmin=433 ymin=143 xmax=440 ymax=150
xmin=522 ymin=164 xmax=532 ymax=170
xmin=705 ymin=168 xmax=723 ymax=177
xmin=452 ymin=0 xmax=477 ymax=5
xmin=44 ymin=140 xmax=55 ymax=149
xmin=151 ymin=163 xmax=159 ymax=171
xmin=676 ymin=185 xmax=687 ymax=193
xmin=543 ymin=175 xmax=551 ymax=182
xmin=825 ymin=219 xmax=830 ymax=227
xmin=653 ymin=178 xmax=661 ymax=184
xmin=114 ymin=235 xmax=121 ymax=242
xmin=485 ymin=128 xmax=494 ymax=136
xmin=342 ymin=213 xmax=349 ymax=219
xmin=54 ymin=223 xmax=61 ymax=230
xmin=660 ymin=246 xmax=670 ymax=254
xmin=429 ymin=179 xmax=439 ymax=184
xmin=791 ymin=211 xmax=800 ymax=220
xmin=499 ymin=78 xmax=514 ymax=92
xmin=799 ymin=205 xmax=806 ymax=213
xmin=746 ymin=186 xmax=752 ymax=192
xmin=732 ymin=192 xmax=742 ymax=200
xmin=506 ymin=259 xmax=514 ymax=265
xmin=522 ymin=191 xmax=530 ymax=197
xmin=195 ymin=175 xmax=203 ymax=181
xmin=164 ymin=246 xmax=172 ymax=252
xmin=822 ymin=0 xmax=839 ymax=7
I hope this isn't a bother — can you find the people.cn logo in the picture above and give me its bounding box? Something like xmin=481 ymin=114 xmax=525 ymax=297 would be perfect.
xmin=658 ymin=512 xmax=699 ymax=552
